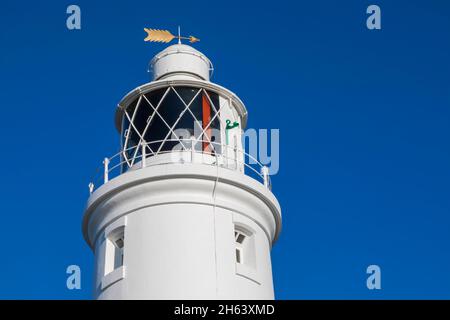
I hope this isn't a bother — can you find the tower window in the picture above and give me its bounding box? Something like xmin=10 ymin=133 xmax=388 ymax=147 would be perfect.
xmin=233 ymin=225 xmax=258 ymax=283
xmin=235 ymin=231 xmax=246 ymax=244
xmin=104 ymin=227 xmax=125 ymax=276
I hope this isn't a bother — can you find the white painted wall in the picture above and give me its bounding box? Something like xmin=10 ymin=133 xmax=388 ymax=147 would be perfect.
xmin=84 ymin=164 xmax=281 ymax=300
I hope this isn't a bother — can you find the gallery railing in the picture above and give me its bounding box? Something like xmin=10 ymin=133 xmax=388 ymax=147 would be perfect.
xmin=88 ymin=139 xmax=271 ymax=193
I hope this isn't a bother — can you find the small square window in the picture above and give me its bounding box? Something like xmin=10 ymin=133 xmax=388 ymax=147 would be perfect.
xmin=236 ymin=233 xmax=246 ymax=244
xmin=115 ymin=237 xmax=124 ymax=249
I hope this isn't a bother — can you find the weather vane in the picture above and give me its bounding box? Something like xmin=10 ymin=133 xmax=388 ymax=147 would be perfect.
xmin=144 ymin=27 xmax=200 ymax=44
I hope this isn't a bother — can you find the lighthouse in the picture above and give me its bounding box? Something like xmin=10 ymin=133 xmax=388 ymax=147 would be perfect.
xmin=82 ymin=31 xmax=282 ymax=299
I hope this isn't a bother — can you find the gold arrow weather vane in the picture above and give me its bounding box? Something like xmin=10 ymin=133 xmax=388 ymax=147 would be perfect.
xmin=144 ymin=28 xmax=200 ymax=44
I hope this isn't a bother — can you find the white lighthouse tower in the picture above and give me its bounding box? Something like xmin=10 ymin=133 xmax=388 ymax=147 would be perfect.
xmin=82 ymin=31 xmax=282 ymax=299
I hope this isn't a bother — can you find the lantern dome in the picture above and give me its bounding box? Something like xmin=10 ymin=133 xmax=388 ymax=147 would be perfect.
xmin=150 ymin=44 xmax=212 ymax=81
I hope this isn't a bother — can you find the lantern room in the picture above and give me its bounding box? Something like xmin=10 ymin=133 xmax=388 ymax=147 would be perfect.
xmin=114 ymin=44 xmax=248 ymax=173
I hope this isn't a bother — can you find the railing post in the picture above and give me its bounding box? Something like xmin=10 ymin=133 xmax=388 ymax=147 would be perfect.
xmin=223 ymin=142 xmax=227 ymax=167
xmin=191 ymin=136 xmax=195 ymax=163
xmin=261 ymin=166 xmax=269 ymax=188
xmin=103 ymin=157 xmax=109 ymax=183
xmin=142 ymin=143 xmax=146 ymax=168
xmin=235 ymin=150 xmax=239 ymax=171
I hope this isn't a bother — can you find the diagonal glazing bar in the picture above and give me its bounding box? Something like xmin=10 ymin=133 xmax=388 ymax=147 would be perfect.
xmin=129 ymin=87 xmax=172 ymax=162
xmin=124 ymin=110 xmax=154 ymax=166
xmin=170 ymin=87 xmax=217 ymax=153
xmin=142 ymin=89 xmax=184 ymax=154
xmin=155 ymin=86 xmax=203 ymax=154
xmin=193 ymin=89 xmax=227 ymax=152
xmin=122 ymin=95 xmax=143 ymax=165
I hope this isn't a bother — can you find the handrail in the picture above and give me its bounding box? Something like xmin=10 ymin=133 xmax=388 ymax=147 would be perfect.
xmin=89 ymin=139 xmax=271 ymax=193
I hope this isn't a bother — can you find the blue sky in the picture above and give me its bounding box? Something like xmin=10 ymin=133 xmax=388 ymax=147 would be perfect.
xmin=0 ymin=0 xmax=449 ymax=299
